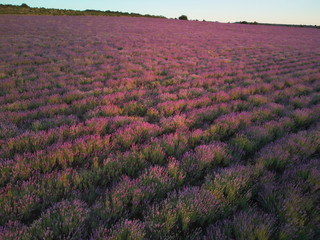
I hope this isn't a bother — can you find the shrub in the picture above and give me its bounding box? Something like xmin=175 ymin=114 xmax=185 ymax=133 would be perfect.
xmin=86 ymin=105 xmax=122 ymax=117
xmin=62 ymin=90 xmax=84 ymax=104
xmin=203 ymin=220 xmax=232 ymax=240
xmin=188 ymin=129 xmax=204 ymax=148
xmin=263 ymin=117 xmax=294 ymax=140
xmin=160 ymin=114 xmax=190 ymax=133
xmin=232 ymin=209 xmax=276 ymax=240
xmin=257 ymin=181 xmax=279 ymax=214
xmin=93 ymin=219 xmax=146 ymax=240
xmin=231 ymin=135 xmax=255 ymax=155
xmin=139 ymin=165 xmax=180 ymax=197
xmin=160 ymin=131 xmax=189 ymax=158
xmin=0 ymin=122 xmax=18 ymax=140
xmin=203 ymin=165 xmax=255 ymax=210
xmin=141 ymin=142 xmax=166 ymax=165
xmin=168 ymin=158 xmax=186 ymax=185
xmin=204 ymin=112 xmax=252 ymax=141
xmin=181 ymin=142 xmax=232 ymax=183
xmin=0 ymin=221 xmax=31 ymax=240
xmin=122 ymin=101 xmax=147 ymax=117
xmin=231 ymin=126 xmax=272 ymax=156
xmin=187 ymin=105 xmax=225 ymax=128
xmin=71 ymin=96 xmax=98 ymax=115
xmin=0 ymin=178 xmax=43 ymax=224
xmin=197 ymin=142 xmax=230 ymax=167
xmin=291 ymin=108 xmax=314 ymax=128
xmin=105 ymin=176 xmax=141 ymax=218
xmin=291 ymin=84 xmax=312 ymax=97
xmin=214 ymin=91 xmax=230 ymax=103
xmin=157 ymin=100 xmax=187 ymax=117
xmin=290 ymin=96 xmax=311 ymax=109
xmin=278 ymin=185 xmax=315 ymax=240
xmin=114 ymin=121 xmax=161 ymax=150
xmin=146 ymin=187 xmax=219 ymax=238
xmin=31 ymin=115 xmax=79 ymax=132
xmin=159 ymin=92 xmax=178 ymax=102
xmin=251 ymin=108 xmax=278 ymax=124
xmin=146 ymin=107 xmax=160 ymax=122
xmin=118 ymin=148 xmax=148 ymax=178
xmin=256 ymin=129 xmax=320 ymax=173
xmin=28 ymin=199 xmax=89 ymax=239
xmin=105 ymin=166 xmax=177 ymax=218
xmin=282 ymin=159 xmax=320 ymax=195
xmin=256 ymin=144 xmax=291 ymax=173
xmin=2 ymin=130 xmax=58 ymax=158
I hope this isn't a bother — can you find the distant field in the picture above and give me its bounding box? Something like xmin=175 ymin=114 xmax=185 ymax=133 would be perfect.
xmin=0 ymin=4 xmax=166 ymax=18
xmin=0 ymin=15 xmax=320 ymax=239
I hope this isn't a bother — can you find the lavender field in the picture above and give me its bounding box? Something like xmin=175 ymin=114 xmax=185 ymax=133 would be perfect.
xmin=0 ymin=15 xmax=320 ymax=239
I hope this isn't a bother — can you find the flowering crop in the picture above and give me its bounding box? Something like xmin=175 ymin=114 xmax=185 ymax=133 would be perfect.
xmin=0 ymin=15 xmax=320 ymax=239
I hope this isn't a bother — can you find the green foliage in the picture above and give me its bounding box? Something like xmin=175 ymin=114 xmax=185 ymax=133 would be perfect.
xmin=278 ymin=185 xmax=316 ymax=239
xmin=204 ymin=166 xmax=255 ymax=210
xmin=28 ymin=200 xmax=89 ymax=239
xmin=122 ymin=101 xmax=147 ymax=117
xmin=231 ymin=135 xmax=255 ymax=154
xmin=160 ymin=131 xmax=189 ymax=159
xmin=93 ymin=219 xmax=147 ymax=240
xmin=232 ymin=209 xmax=276 ymax=240
xmin=146 ymin=107 xmax=160 ymax=122
xmin=168 ymin=159 xmax=186 ymax=185
xmin=119 ymin=149 xmax=147 ymax=178
xmin=105 ymin=166 xmax=178 ymax=220
xmin=142 ymin=142 xmax=166 ymax=165
xmin=146 ymin=187 xmax=219 ymax=238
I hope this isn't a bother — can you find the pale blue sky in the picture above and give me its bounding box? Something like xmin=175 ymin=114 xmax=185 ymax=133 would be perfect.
xmin=1 ymin=0 xmax=320 ymax=25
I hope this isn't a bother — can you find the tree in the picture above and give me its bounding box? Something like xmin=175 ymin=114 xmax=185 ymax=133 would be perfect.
xmin=21 ymin=3 xmax=30 ymax=8
xmin=179 ymin=15 xmax=188 ymax=20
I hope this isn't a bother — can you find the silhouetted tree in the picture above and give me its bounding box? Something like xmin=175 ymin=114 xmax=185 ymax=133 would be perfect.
xmin=179 ymin=15 xmax=188 ymax=20
xmin=21 ymin=3 xmax=30 ymax=8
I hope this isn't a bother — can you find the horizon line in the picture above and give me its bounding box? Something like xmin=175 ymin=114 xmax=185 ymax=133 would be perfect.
xmin=1 ymin=3 xmax=319 ymax=27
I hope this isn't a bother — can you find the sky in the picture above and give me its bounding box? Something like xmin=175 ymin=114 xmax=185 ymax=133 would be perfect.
xmin=1 ymin=0 xmax=320 ymax=25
